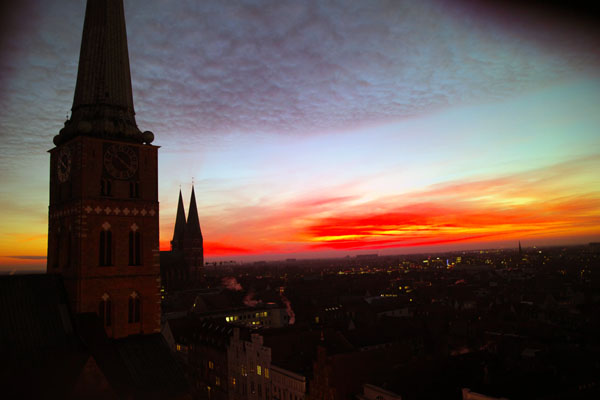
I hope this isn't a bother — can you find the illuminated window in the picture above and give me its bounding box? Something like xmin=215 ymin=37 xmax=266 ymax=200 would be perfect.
xmin=215 ymin=376 xmax=221 ymax=386
xmin=232 ymin=377 xmax=236 ymax=386
xmin=241 ymin=365 xmax=247 ymax=376
xmin=265 ymin=368 xmax=269 ymax=379
xmin=208 ymin=360 xmax=214 ymax=370
xmin=176 ymin=344 xmax=181 ymax=351
xmin=257 ymin=365 xmax=262 ymax=375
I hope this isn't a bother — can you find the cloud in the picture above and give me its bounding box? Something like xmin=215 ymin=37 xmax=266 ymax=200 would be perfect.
xmin=5 ymin=255 xmax=46 ymax=260
xmin=298 ymin=157 xmax=600 ymax=250
xmin=195 ymin=156 xmax=600 ymax=255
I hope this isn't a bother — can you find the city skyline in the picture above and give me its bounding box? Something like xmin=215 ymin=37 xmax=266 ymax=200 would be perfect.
xmin=1 ymin=0 xmax=599 ymax=271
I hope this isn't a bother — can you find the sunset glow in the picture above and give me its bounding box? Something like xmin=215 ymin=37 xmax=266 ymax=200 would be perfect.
xmin=1 ymin=0 xmax=599 ymax=270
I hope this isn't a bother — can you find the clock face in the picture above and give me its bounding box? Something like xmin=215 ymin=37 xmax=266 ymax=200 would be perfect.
xmin=57 ymin=147 xmax=72 ymax=183
xmin=104 ymin=144 xmax=138 ymax=180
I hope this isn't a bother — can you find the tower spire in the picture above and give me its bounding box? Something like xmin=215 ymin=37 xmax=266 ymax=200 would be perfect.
xmin=186 ymin=186 xmax=202 ymax=238
xmin=171 ymin=190 xmax=187 ymax=251
xmin=54 ymin=0 xmax=149 ymax=146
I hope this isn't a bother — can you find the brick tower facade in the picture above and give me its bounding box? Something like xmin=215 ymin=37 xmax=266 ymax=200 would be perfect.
xmin=47 ymin=0 xmax=160 ymax=338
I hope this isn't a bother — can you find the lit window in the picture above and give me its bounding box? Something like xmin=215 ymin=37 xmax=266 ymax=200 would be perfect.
xmin=215 ymin=376 xmax=221 ymax=386
xmin=241 ymin=365 xmax=247 ymax=376
xmin=257 ymin=365 xmax=262 ymax=375
xmin=265 ymin=368 xmax=269 ymax=379
xmin=232 ymin=377 xmax=236 ymax=386
xmin=176 ymin=344 xmax=181 ymax=351
xmin=208 ymin=360 xmax=214 ymax=370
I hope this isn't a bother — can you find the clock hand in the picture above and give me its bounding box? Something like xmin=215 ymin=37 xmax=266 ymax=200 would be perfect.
xmin=115 ymin=153 xmax=128 ymax=169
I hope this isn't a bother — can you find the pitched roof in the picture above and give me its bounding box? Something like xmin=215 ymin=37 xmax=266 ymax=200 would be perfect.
xmin=0 ymin=274 xmax=78 ymax=358
xmin=0 ymin=274 xmax=89 ymax=398
xmin=114 ymin=334 xmax=190 ymax=397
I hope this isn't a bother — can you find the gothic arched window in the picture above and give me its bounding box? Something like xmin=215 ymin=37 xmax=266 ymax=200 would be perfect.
xmin=99 ymin=222 xmax=112 ymax=266
xmin=128 ymin=224 xmax=141 ymax=266
xmin=128 ymin=292 xmax=141 ymax=323
xmin=99 ymin=293 xmax=112 ymax=327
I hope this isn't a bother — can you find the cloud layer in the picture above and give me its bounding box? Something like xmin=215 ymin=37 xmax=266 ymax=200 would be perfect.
xmin=0 ymin=1 xmax=599 ymax=262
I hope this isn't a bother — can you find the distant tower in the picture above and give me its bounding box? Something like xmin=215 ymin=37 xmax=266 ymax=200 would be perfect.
xmin=47 ymin=0 xmax=160 ymax=338
xmin=171 ymin=190 xmax=186 ymax=252
xmin=184 ymin=186 xmax=204 ymax=282
xmin=519 ymin=241 xmax=522 ymax=255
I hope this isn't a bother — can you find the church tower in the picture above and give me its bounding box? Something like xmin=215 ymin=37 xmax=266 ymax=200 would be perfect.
xmin=170 ymin=190 xmax=186 ymax=252
xmin=184 ymin=186 xmax=204 ymax=282
xmin=47 ymin=0 xmax=160 ymax=338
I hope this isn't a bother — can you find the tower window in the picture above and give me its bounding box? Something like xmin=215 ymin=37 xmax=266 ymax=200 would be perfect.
xmin=128 ymin=224 xmax=141 ymax=265
xmin=99 ymin=225 xmax=112 ymax=266
xmin=128 ymin=292 xmax=140 ymax=323
xmin=101 ymin=179 xmax=112 ymax=196
xmin=99 ymin=293 xmax=112 ymax=327
xmin=129 ymin=181 xmax=140 ymax=198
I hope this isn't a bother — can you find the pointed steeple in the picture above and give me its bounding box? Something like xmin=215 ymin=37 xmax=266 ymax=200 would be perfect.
xmin=171 ymin=190 xmax=187 ymax=251
xmin=54 ymin=0 xmax=150 ymax=146
xmin=186 ymin=186 xmax=203 ymax=239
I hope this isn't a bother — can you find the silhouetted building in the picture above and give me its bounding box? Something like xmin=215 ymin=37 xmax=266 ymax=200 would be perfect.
xmin=47 ymin=0 xmax=160 ymax=339
xmin=161 ymin=187 xmax=204 ymax=291
xmin=1 ymin=0 xmax=190 ymax=397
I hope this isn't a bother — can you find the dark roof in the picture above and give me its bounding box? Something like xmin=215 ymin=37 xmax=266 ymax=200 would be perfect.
xmin=0 ymin=274 xmax=88 ymax=398
xmin=0 ymin=275 xmax=190 ymax=399
xmin=169 ymin=317 xmax=235 ymax=349
xmin=0 ymin=274 xmax=78 ymax=358
xmin=114 ymin=334 xmax=190 ymax=398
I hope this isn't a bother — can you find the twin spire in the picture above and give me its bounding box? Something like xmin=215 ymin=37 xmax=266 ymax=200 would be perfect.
xmin=55 ymin=0 xmax=153 ymax=146
xmin=171 ymin=186 xmax=203 ymax=251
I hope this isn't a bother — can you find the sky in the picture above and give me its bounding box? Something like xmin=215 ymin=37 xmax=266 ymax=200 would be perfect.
xmin=0 ymin=0 xmax=599 ymax=272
